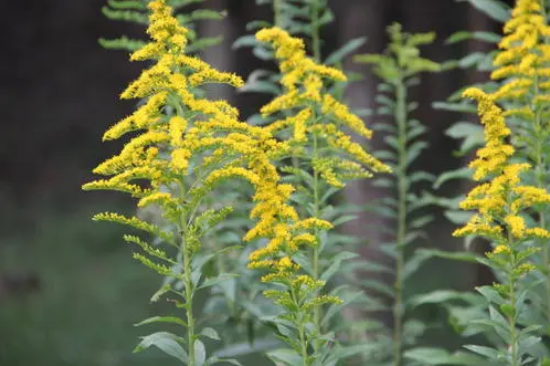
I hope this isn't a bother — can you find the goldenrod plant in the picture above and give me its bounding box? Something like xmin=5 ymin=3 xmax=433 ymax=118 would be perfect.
xmin=353 ymin=23 xmax=442 ymax=366
xmin=242 ymin=25 xmax=391 ymax=365
xmin=452 ymin=1 xmax=550 ymax=363
xmin=232 ymin=1 xmax=382 ymax=363
xmin=83 ymin=1 xmax=276 ymax=364
xmin=100 ymin=0 xmax=266 ymax=357
xmin=432 ymin=0 xmax=550 ymax=364
xmin=100 ymin=0 xmax=224 ymax=53
xmin=454 ymin=88 xmax=548 ymax=365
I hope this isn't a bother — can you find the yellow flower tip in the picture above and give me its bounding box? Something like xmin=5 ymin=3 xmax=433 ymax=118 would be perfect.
xmin=493 ymin=244 xmax=510 ymax=255
xmin=462 ymin=87 xmax=489 ymax=101
xmin=525 ymin=227 xmax=550 ymax=239
xmin=255 ymin=26 xmax=287 ymax=43
xmin=137 ymin=192 xmax=173 ymax=208
xmin=451 ymin=228 xmax=465 ymax=237
xmin=148 ymin=0 xmax=167 ymax=11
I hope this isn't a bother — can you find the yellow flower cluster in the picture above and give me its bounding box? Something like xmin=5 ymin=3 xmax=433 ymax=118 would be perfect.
xmin=244 ymin=27 xmax=390 ymax=307
xmin=83 ymin=0 xmax=273 ymax=242
xmin=454 ymin=89 xmax=550 ymax=245
xmin=461 ymin=88 xmax=514 ymax=181
xmin=491 ymin=0 xmax=550 ymax=102
xmin=454 ymin=0 xmax=550 ymax=257
xmin=256 ymin=27 xmax=391 ymax=186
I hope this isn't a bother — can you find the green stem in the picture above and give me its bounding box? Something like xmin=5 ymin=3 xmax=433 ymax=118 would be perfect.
xmin=292 ymin=287 xmax=310 ymax=366
xmin=392 ymin=78 xmax=408 ymax=366
xmin=179 ymin=181 xmax=196 ymax=366
xmin=184 ymin=238 xmax=196 ymax=366
xmin=309 ymin=0 xmax=321 ymax=62
xmin=507 ymin=238 xmax=519 ymax=366
xmin=309 ymin=4 xmax=323 ymax=337
xmin=536 ymin=3 xmax=550 ymax=337
xmin=273 ymin=0 xmax=282 ymax=27
xmin=532 ymin=73 xmax=550 ymax=334
xmin=312 ymin=131 xmax=322 ymax=348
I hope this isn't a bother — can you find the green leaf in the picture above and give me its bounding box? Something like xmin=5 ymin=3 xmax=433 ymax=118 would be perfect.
xmin=361 ymin=279 xmax=395 ymax=298
xmin=406 ymin=141 xmax=428 ymax=167
xmin=325 ymin=344 xmax=378 ymax=363
xmin=150 ymin=283 xmax=172 ymax=303
xmin=331 ymin=215 xmax=357 ymax=227
xmin=201 ymin=327 xmax=221 ymax=341
xmin=433 ymin=167 xmax=472 ymax=188
xmin=134 ymin=332 xmax=188 ymax=362
xmin=198 ymin=273 xmax=239 ymax=290
xmin=107 ymin=0 xmax=145 ymax=10
xmin=456 ymin=0 xmax=510 ymax=22
xmin=446 ymin=122 xmax=484 ymax=155
xmin=195 ymin=339 xmax=206 ymax=366
xmin=98 ymin=36 xmax=145 ymax=51
xmin=471 ymin=319 xmax=509 ymax=343
xmin=322 ymin=290 xmax=367 ymax=325
xmin=446 ymin=31 xmax=501 ymax=44
xmin=413 ymin=248 xmax=480 ymax=263
xmin=318 ymin=250 xmax=356 ymax=283
xmin=463 ymin=344 xmax=499 ymax=359
xmin=326 ymin=37 xmax=367 ymax=65
xmin=267 ymin=349 xmax=303 ymax=365
xmin=404 ymin=348 xmax=487 ymax=365
xmin=457 ymin=52 xmax=490 ymax=69
xmin=135 ymin=316 xmax=187 ymax=327
xmin=433 ymin=101 xmax=477 ymax=113
xmin=187 ymin=9 xmax=225 ymax=22
xmin=444 ymin=210 xmax=473 ymax=225
xmin=206 ymin=358 xmax=244 ymax=366
xmin=232 ymin=35 xmax=259 ymax=49
xmin=409 ymin=290 xmax=481 ymax=309
xmin=476 ymin=285 xmax=504 ymax=305
xmin=409 ymin=214 xmax=433 ymax=229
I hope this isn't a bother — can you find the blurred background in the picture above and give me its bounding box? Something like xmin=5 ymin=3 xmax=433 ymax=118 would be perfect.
xmin=0 ymin=0 xmax=510 ymax=365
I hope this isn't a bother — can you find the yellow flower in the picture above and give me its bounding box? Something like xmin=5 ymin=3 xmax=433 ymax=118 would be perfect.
xmin=455 ymin=0 xmax=550 ymax=253
xmin=504 ymin=214 xmax=526 ymax=238
xmin=493 ymin=245 xmax=511 ymax=254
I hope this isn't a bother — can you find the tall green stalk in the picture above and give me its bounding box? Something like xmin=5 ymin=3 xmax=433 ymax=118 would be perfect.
xmin=538 ymin=10 xmax=550 ymax=332
xmin=392 ymin=77 xmax=407 ymax=366
xmin=312 ymin=126 xmax=322 ymax=349
xmin=355 ymin=23 xmax=441 ymax=364
xmin=532 ymin=71 xmax=550 ymax=336
xmin=309 ymin=0 xmax=324 ymax=350
xmin=507 ymin=255 xmax=519 ymax=366
xmin=309 ymin=0 xmax=321 ymax=62
xmin=273 ymin=0 xmax=282 ymax=27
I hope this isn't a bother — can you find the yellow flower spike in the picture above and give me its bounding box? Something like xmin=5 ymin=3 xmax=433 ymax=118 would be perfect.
xmin=524 ymin=227 xmax=550 ymax=238
xmin=204 ymin=167 xmax=261 ymax=188
xmin=292 ymin=218 xmax=333 ymax=231
xmin=321 ymin=94 xmax=373 ymax=139
xmin=138 ymin=192 xmax=174 ymax=208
